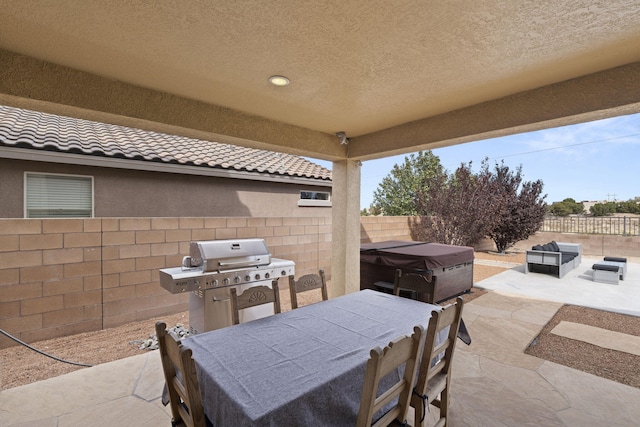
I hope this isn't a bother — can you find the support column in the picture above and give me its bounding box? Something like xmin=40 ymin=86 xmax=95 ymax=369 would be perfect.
xmin=331 ymin=159 xmax=362 ymax=296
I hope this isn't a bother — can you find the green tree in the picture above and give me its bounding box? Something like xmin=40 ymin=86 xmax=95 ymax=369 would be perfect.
xmin=548 ymin=202 xmax=572 ymax=216
xmin=568 ymin=199 xmax=585 ymax=214
xmin=548 ymin=198 xmax=584 ymax=216
xmin=616 ymin=200 xmax=640 ymax=214
xmin=590 ymin=202 xmax=616 ymax=216
xmin=360 ymin=205 xmax=382 ymax=216
xmin=372 ymin=151 xmax=445 ymax=216
xmin=368 ymin=205 xmax=382 ymax=216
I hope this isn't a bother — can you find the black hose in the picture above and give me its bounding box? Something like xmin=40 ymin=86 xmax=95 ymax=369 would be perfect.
xmin=0 ymin=328 xmax=93 ymax=367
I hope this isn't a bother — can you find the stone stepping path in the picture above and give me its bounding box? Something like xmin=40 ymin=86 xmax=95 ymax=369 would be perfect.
xmin=551 ymin=321 xmax=640 ymax=356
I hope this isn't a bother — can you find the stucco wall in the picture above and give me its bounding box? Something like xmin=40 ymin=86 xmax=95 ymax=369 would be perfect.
xmin=0 ymin=158 xmax=332 ymax=218
xmin=0 ymin=216 xmax=331 ymax=349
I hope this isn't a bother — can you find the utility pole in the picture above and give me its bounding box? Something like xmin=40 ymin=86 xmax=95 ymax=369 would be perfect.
xmin=606 ymin=193 xmax=617 ymax=202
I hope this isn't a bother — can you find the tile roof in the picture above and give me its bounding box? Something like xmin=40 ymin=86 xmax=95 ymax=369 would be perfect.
xmin=0 ymin=105 xmax=332 ymax=181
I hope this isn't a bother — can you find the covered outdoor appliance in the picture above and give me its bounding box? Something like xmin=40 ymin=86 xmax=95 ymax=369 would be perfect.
xmin=160 ymin=239 xmax=295 ymax=333
xmin=360 ymin=240 xmax=474 ymax=303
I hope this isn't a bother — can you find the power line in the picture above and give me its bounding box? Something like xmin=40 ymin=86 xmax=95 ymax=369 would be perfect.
xmin=487 ymin=133 xmax=640 ymax=162
xmin=437 ymin=132 xmax=640 ymax=171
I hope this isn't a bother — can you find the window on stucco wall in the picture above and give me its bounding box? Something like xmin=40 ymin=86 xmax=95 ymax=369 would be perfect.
xmin=25 ymin=172 xmax=94 ymax=218
xmin=298 ymin=190 xmax=331 ymax=207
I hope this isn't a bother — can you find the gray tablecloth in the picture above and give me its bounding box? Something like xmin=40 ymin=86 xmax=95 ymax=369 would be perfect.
xmin=184 ymin=289 xmax=439 ymax=427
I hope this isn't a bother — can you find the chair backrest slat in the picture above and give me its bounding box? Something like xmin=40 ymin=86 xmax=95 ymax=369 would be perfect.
xmin=410 ymin=297 xmax=464 ymax=427
xmin=156 ymin=321 xmax=207 ymax=427
xmin=357 ymin=325 xmax=425 ymax=427
xmin=230 ymin=282 xmax=281 ymax=325
xmin=288 ymin=270 xmax=328 ymax=309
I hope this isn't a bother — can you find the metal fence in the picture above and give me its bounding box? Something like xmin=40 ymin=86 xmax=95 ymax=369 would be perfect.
xmin=541 ymin=216 xmax=640 ymax=236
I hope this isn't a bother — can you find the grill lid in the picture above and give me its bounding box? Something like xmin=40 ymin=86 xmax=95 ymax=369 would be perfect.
xmin=184 ymin=239 xmax=271 ymax=272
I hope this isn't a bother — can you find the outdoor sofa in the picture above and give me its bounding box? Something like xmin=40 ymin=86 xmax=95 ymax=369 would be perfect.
xmin=525 ymin=241 xmax=582 ymax=279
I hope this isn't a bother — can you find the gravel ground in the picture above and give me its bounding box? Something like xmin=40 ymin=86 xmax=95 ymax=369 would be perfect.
xmin=525 ymin=305 xmax=640 ymax=388
xmin=1 ymin=250 xmax=638 ymax=390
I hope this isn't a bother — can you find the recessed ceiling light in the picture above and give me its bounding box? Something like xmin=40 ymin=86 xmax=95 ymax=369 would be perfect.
xmin=269 ymin=75 xmax=290 ymax=86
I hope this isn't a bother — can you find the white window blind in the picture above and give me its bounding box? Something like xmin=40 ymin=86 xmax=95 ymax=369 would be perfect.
xmin=25 ymin=173 xmax=93 ymax=218
xmin=298 ymin=190 xmax=331 ymax=207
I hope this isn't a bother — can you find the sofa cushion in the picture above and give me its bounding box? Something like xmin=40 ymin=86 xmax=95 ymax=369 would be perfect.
xmin=592 ymin=263 xmax=619 ymax=272
xmin=542 ymin=243 xmax=555 ymax=252
xmin=550 ymin=241 xmax=560 ymax=252
xmin=561 ymin=252 xmax=578 ymax=264
xmin=603 ymin=256 xmax=627 ymax=263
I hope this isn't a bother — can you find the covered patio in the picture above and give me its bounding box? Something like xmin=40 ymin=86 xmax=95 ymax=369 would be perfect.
xmin=2 ymin=259 xmax=640 ymax=425
xmin=1 ymin=1 xmax=640 ymax=297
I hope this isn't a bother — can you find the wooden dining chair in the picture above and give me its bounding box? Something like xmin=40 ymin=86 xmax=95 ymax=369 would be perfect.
xmin=288 ymin=269 xmax=328 ymax=309
xmin=410 ymin=297 xmax=464 ymax=427
xmin=230 ymin=281 xmax=281 ymax=325
xmin=357 ymin=325 xmax=425 ymax=427
xmin=393 ymin=268 xmax=435 ymax=304
xmin=156 ymin=321 xmax=208 ymax=427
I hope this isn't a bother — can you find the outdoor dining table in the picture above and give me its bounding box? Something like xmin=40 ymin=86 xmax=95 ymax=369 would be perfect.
xmin=183 ymin=289 xmax=440 ymax=427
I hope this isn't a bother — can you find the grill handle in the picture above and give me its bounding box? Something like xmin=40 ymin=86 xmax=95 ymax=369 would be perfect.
xmin=182 ymin=256 xmax=199 ymax=269
xmin=218 ymin=259 xmax=260 ymax=268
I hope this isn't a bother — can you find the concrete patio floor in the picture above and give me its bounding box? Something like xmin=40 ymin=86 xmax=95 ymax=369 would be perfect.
xmin=476 ymin=255 xmax=640 ymax=316
xmin=1 ymin=258 xmax=639 ymax=426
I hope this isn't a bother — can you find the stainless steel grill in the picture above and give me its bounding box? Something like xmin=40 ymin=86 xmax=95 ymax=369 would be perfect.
xmin=159 ymin=239 xmax=295 ymax=333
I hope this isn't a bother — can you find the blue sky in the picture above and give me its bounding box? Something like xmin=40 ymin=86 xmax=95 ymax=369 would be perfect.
xmin=308 ymin=112 xmax=640 ymax=208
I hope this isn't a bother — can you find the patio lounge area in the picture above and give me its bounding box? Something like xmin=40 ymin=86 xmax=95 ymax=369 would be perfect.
xmin=2 ymin=257 xmax=639 ymax=426
xmin=477 ymin=255 xmax=640 ymax=317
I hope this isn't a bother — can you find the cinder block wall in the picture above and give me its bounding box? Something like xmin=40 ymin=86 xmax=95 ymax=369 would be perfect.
xmin=0 ymin=216 xmax=331 ymax=348
xmin=361 ymin=217 xmax=640 ymax=258
xmin=0 ymin=219 xmax=105 ymax=348
xmin=512 ymin=232 xmax=640 ymax=257
xmin=360 ymin=216 xmax=415 ymax=242
xmin=4 ymin=215 xmax=638 ymax=348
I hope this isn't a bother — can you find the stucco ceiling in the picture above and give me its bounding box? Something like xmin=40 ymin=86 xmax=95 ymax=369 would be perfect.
xmin=1 ymin=1 xmax=639 ymax=161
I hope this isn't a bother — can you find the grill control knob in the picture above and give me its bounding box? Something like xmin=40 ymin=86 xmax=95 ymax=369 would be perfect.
xmin=255 ymin=273 xmax=261 ymax=280
xmin=234 ymin=276 xmax=241 ymax=284
xmin=264 ymin=272 xmax=270 ymax=279
xmin=245 ymin=275 xmax=251 ymax=282
xmin=223 ymin=278 xmax=230 ymax=286
xmin=212 ymin=279 xmax=218 ymax=287
xmin=281 ymin=270 xmax=287 ymax=276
